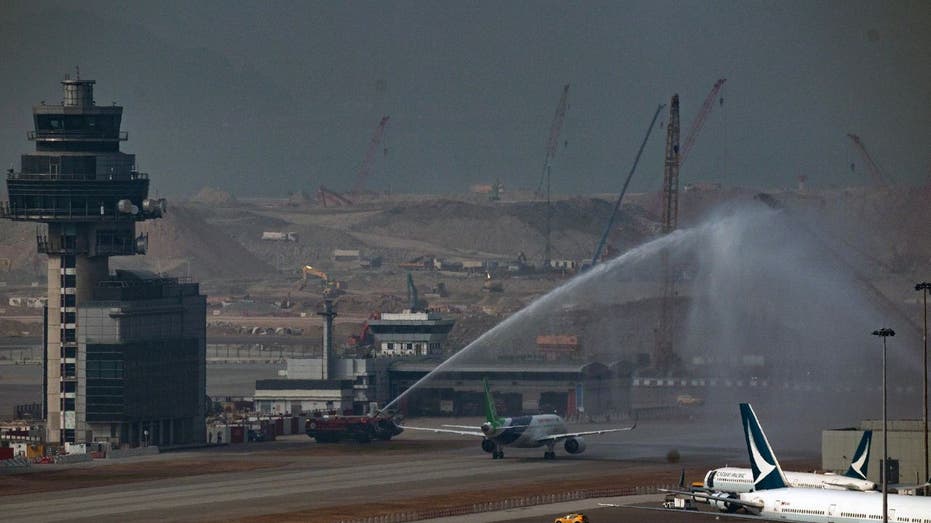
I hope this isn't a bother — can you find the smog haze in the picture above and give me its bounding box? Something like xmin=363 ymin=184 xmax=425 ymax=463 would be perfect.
xmin=1 ymin=1 xmax=928 ymax=198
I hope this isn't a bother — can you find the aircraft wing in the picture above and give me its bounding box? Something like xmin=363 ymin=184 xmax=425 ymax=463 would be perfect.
xmin=889 ymin=480 xmax=931 ymax=491
xmin=822 ymin=478 xmax=877 ymax=491
xmin=535 ymin=421 xmax=636 ymax=443
xmin=441 ymin=424 xmax=482 ymax=430
xmin=399 ymin=425 xmax=485 ymax=437
xmin=658 ymin=489 xmax=764 ymax=510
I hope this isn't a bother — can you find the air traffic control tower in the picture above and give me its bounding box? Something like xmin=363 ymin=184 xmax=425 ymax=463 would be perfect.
xmin=1 ymin=75 xmax=171 ymax=445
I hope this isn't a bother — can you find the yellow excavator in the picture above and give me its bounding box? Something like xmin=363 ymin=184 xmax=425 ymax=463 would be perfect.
xmin=299 ymin=265 xmax=345 ymax=298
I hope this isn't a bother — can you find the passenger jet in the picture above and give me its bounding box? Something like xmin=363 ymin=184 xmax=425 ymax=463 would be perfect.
xmin=400 ymin=379 xmax=636 ymax=459
xmin=663 ymin=403 xmax=931 ymax=522
xmin=699 ymin=429 xmax=875 ymax=493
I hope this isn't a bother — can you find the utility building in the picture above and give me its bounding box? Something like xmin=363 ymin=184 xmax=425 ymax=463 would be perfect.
xmin=1 ymin=74 xmax=204 ymax=446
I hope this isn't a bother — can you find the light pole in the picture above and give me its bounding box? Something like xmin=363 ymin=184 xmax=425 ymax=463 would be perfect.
xmin=873 ymin=327 xmax=895 ymax=522
xmin=916 ymin=282 xmax=930 ymax=492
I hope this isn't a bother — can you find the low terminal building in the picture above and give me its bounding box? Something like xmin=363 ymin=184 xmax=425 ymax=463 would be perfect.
xmin=386 ymin=361 xmax=626 ymax=419
xmin=823 ymin=419 xmax=931 ymax=486
xmin=254 ymin=357 xmax=393 ymax=415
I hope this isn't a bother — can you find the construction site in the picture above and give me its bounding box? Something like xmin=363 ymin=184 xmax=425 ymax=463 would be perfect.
xmin=1 ymin=2 xmax=930 ymax=520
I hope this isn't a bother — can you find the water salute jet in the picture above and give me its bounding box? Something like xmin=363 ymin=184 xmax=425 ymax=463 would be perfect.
xmin=400 ymin=378 xmax=636 ymax=460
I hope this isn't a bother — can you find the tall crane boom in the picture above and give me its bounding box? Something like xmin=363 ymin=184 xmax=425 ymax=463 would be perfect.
xmin=590 ymin=103 xmax=665 ymax=266
xmin=350 ymin=116 xmax=390 ymax=195
xmin=662 ymin=95 xmax=681 ymax=234
xmin=680 ymin=78 xmax=726 ymax=166
xmin=535 ymin=84 xmax=570 ymax=197
xmin=847 ymin=133 xmax=891 ymax=186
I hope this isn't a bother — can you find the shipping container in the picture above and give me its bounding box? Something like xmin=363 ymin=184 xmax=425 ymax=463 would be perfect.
xmin=0 ymin=447 xmax=13 ymax=460
xmin=230 ymin=426 xmax=245 ymax=444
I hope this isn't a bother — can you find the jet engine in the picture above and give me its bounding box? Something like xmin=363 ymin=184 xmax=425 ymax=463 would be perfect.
xmin=563 ymin=437 xmax=586 ymax=454
xmin=481 ymin=439 xmax=496 ymax=453
xmin=708 ymin=492 xmax=741 ymax=513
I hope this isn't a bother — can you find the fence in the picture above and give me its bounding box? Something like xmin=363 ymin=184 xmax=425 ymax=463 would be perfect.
xmin=331 ymin=484 xmax=675 ymax=523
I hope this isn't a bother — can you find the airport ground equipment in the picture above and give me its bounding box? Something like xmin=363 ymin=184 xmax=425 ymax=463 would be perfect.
xmin=553 ymin=513 xmax=588 ymax=523
xmin=305 ymin=413 xmax=402 ymax=443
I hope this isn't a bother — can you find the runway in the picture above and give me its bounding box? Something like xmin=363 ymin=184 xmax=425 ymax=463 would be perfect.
xmin=0 ymin=420 xmax=817 ymax=522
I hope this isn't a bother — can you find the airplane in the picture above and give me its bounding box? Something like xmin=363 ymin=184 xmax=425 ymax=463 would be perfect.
xmin=399 ymin=378 xmax=636 ymax=459
xmin=698 ymin=429 xmax=876 ymax=493
xmin=658 ymin=403 xmax=931 ymax=522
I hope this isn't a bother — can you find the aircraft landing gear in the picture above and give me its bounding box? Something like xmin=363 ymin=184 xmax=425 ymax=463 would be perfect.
xmin=492 ymin=449 xmax=504 ymax=459
xmin=544 ymin=450 xmax=556 ymax=460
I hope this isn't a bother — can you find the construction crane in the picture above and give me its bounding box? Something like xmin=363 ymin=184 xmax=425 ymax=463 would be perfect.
xmin=661 ymin=95 xmax=681 ymax=234
xmin=350 ymin=116 xmax=390 ymax=196
xmin=535 ymin=84 xmax=570 ymax=198
xmin=655 ymin=94 xmax=681 ymax=374
xmin=535 ymin=84 xmax=570 ymax=268
xmin=315 ymin=185 xmax=353 ymax=207
xmin=847 ymin=133 xmax=891 ymax=186
xmin=680 ymin=78 xmax=726 ymax=167
xmin=590 ymin=103 xmax=666 ymax=266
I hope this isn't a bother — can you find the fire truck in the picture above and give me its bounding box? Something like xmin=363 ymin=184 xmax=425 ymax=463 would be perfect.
xmin=305 ymin=414 xmax=402 ymax=443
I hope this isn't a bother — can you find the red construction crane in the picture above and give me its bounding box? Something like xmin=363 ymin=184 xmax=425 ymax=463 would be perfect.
xmin=535 ymin=84 xmax=570 ymax=198
xmin=847 ymin=133 xmax=891 ymax=186
xmin=680 ymin=78 xmax=726 ymax=167
xmin=350 ymin=116 xmax=390 ymax=195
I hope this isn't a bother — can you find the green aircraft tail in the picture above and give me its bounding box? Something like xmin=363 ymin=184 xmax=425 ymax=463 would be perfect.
xmin=483 ymin=378 xmax=499 ymax=424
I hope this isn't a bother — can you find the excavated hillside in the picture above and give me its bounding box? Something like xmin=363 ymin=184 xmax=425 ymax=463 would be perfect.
xmin=132 ymin=205 xmax=275 ymax=282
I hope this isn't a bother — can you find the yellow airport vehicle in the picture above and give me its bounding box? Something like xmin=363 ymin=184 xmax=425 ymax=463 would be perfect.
xmin=554 ymin=513 xmax=588 ymax=523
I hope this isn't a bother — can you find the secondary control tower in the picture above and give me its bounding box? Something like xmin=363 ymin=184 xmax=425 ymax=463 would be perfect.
xmin=2 ymin=74 xmax=167 ymax=445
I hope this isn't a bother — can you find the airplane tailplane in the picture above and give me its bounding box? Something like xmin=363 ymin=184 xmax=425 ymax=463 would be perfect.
xmin=843 ymin=430 xmax=872 ymax=480
xmin=739 ymin=403 xmax=789 ymax=491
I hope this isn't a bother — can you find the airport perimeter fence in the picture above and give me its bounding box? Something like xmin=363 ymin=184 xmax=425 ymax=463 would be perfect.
xmin=334 ymin=483 xmax=676 ymax=523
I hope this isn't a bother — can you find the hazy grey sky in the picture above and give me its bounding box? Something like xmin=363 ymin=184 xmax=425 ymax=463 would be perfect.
xmin=1 ymin=1 xmax=928 ymax=197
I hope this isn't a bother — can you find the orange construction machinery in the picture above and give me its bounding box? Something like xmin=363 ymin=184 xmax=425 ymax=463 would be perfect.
xmin=298 ymin=265 xmax=345 ymax=298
